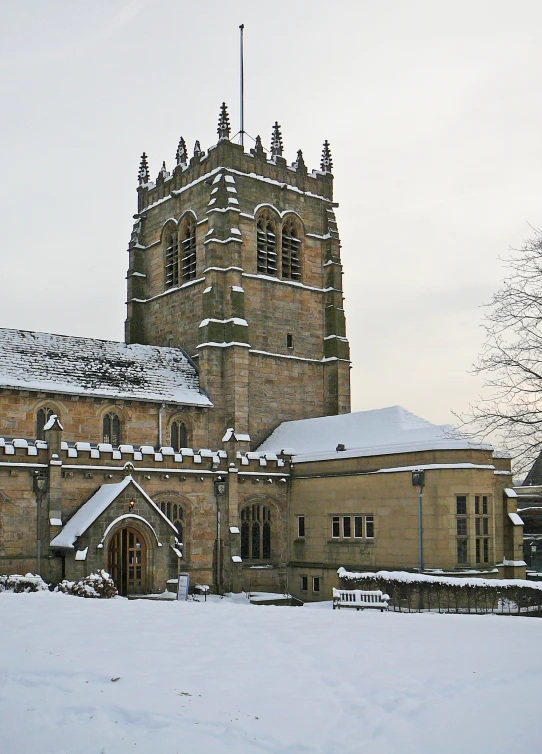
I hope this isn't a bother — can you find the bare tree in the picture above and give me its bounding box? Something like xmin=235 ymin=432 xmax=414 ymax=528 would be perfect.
xmin=466 ymin=229 xmax=542 ymax=475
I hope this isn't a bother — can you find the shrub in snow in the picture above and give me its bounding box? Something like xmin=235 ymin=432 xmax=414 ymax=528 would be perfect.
xmin=337 ymin=568 xmax=542 ymax=614
xmin=0 ymin=573 xmax=50 ymax=593
xmin=55 ymin=570 xmax=117 ymax=599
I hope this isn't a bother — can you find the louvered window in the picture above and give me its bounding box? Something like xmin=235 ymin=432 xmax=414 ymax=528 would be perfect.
xmin=282 ymin=222 xmax=301 ymax=280
xmin=257 ymin=216 xmax=277 ymax=276
xmin=165 ymin=232 xmax=179 ymax=288
xmin=181 ymin=218 xmax=197 ymax=281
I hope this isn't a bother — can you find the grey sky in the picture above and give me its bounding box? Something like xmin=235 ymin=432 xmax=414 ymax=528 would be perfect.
xmin=1 ymin=0 xmax=541 ymax=427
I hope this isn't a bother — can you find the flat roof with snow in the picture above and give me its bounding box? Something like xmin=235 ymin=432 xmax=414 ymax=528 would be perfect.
xmin=0 ymin=328 xmax=212 ymax=407
xmin=257 ymin=405 xmax=493 ymax=462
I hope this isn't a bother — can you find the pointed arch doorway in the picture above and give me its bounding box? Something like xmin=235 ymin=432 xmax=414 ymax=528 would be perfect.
xmin=108 ymin=527 xmax=147 ymax=596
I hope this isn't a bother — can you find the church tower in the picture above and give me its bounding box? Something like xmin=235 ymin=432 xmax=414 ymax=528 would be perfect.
xmin=125 ymin=105 xmax=350 ymax=448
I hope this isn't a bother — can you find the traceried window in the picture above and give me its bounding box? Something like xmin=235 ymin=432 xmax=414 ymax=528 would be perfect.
xmin=180 ymin=215 xmax=197 ymax=281
xmin=170 ymin=420 xmax=188 ymax=452
xmin=240 ymin=503 xmax=272 ymax=560
xmin=165 ymin=230 xmax=179 ymax=288
xmin=103 ymin=412 xmax=121 ymax=446
xmin=256 ymin=214 xmax=277 ymax=276
xmin=159 ymin=502 xmax=184 ymax=545
xmin=281 ymin=219 xmax=301 ymax=280
xmin=36 ymin=407 xmax=55 ymax=441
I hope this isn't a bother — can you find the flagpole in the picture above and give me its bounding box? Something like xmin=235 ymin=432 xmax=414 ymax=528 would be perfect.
xmin=239 ymin=24 xmax=244 ymax=147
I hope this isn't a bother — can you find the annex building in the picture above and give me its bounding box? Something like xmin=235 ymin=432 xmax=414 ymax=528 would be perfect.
xmin=0 ymin=106 xmax=526 ymax=600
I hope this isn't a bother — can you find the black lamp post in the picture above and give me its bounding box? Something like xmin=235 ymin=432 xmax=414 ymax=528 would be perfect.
xmin=412 ymin=470 xmax=425 ymax=572
xmin=33 ymin=473 xmax=48 ymax=576
xmin=214 ymin=478 xmax=226 ymax=592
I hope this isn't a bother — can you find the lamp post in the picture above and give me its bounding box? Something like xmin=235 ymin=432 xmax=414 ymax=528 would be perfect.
xmin=412 ymin=470 xmax=425 ymax=573
xmin=214 ymin=478 xmax=226 ymax=593
xmin=33 ymin=473 xmax=48 ymax=576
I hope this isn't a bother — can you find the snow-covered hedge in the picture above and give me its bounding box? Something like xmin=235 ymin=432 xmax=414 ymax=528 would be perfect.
xmin=55 ymin=570 xmax=117 ymax=599
xmin=337 ymin=568 xmax=542 ymax=614
xmin=0 ymin=573 xmax=50 ymax=593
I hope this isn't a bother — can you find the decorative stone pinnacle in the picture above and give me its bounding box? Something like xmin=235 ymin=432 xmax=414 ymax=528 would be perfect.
xmin=193 ymin=140 xmax=203 ymax=158
xmin=217 ymin=102 xmax=231 ymax=141
xmin=293 ymin=149 xmax=305 ymax=172
xmin=251 ymin=134 xmax=266 ymax=160
xmin=320 ymin=140 xmax=333 ymax=173
xmin=138 ymin=152 xmax=149 ymax=185
xmin=270 ymin=122 xmax=283 ymax=157
xmin=176 ymin=137 xmax=188 ymax=166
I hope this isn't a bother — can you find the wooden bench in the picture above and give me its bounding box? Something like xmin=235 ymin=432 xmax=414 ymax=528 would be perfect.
xmin=333 ymin=587 xmax=389 ymax=611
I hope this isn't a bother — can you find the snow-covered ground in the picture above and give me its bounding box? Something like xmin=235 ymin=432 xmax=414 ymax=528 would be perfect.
xmin=1 ymin=591 xmax=541 ymax=754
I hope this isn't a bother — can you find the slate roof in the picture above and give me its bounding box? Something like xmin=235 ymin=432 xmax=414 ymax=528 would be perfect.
xmin=257 ymin=405 xmax=493 ymax=462
xmin=0 ymin=327 xmax=212 ymax=407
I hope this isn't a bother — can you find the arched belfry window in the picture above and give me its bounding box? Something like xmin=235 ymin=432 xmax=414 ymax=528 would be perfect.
xmin=281 ymin=219 xmax=301 ymax=280
xmin=170 ymin=420 xmax=188 ymax=451
xmin=36 ymin=407 xmax=55 ymax=441
xmin=165 ymin=229 xmax=179 ymax=288
xmin=180 ymin=215 xmax=197 ymax=282
xmin=256 ymin=213 xmax=277 ymax=276
xmin=103 ymin=412 xmax=121 ymax=446
xmin=240 ymin=503 xmax=272 ymax=560
xmin=159 ymin=501 xmax=184 ymax=545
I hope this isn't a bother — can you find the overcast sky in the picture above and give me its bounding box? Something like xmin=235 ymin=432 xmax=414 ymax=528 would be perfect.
xmin=1 ymin=0 xmax=541 ymax=427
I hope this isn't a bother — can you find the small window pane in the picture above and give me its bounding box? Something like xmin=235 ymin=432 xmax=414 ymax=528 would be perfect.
xmin=301 ymin=576 xmax=308 ymax=592
xmin=475 ymin=518 xmax=481 ymax=536
xmin=482 ymin=496 xmax=488 ymax=515
xmin=312 ymin=577 xmax=320 ymax=593
xmin=483 ymin=538 xmax=489 ymax=562
xmin=457 ymin=518 xmax=467 ymax=537
xmin=297 ymin=516 xmax=305 ymax=538
xmin=482 ymin=517 xmax=489 ymax=535
xmin=456 ymin=496 xmax=467 ymax=515
xmin=474 ymin=496 xmax=480 ymax=515
xmin=332 ymin=516 xmax=340 ymax=538
xmin=457 ymin=538 xmax=468 ymax=565
xmin=343 ymin=516 xmax=351 ymax=538
xmin=365 ymin=516 xmax=374 ymax=539
xmin=354 ymin=516 xmax=363 ymax=538
xmin=475 ymin=538 xmax=481 ymax=563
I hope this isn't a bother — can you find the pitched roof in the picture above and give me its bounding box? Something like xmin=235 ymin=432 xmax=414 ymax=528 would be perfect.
xmin=0 ymin=327 xmax=212 ymax=407
xmin=256 ymin=405 xmax=493 ymax=462
xmin=50 ymin=476 xmax=177 ymax=548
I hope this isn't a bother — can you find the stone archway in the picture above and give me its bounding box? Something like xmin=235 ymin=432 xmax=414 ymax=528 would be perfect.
xmin=108 ymin=526 xmax=147 ymax=596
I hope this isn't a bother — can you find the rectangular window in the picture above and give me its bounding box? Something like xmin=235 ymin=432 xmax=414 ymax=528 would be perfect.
xmin=456 ymin=495 xmax=467 ymax=515
xmin=482 ymin=517 xmax=489 ymax=535
xmin=312 ymin=577 xmax=320 ymax=593
xmin=287 ymin=333 xmax=294 ymax=349
xmin=457 ymin=538 xmax=468 ymax=565
xmin=297 ymin=515 xmax=305 ymax=538
xmin=475 ymin=518 xmax=481 ymax=536
xmin=354 ymin=516 xmax=363 ymax=538
xmin=343 ymin=516 xmax=351 ymax=538
xmin=482 ymin=496 xmax=488 ymax=515
xmin=474 ymin=495 xmax=480 ymax=515
xmin=483 ymin=538 xmax=489 ymax=563
xmin=365 ymin=516 xmax=374 ymax=539
xmin=457 ymin=518 xmax=467 ymax=537
xmin=476 ymin=538 xmax=481 ymax=563
xmin=332 ymin=516 xmax=340 ymax=538
xmin=301 ymin=576 xmax=308 ymax=592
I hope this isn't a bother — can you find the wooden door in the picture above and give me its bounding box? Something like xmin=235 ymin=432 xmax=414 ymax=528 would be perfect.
xmin=108 ymin=527 xmax=146 ymax=596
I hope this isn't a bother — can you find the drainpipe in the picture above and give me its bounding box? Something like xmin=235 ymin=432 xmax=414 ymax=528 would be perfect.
xmin=158 ymin=402 xmax=166 ymax=447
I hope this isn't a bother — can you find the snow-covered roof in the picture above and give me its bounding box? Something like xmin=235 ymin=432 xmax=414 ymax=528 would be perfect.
xmin=0 ymin=328 xmax=212 ymax=407
xmin=257 ymin=406 xmax=493 ymax=462
xmin=50 ymin=476 xmax=177 ymax=549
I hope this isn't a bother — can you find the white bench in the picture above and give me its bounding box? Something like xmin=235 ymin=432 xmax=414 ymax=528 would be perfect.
xmin=333 ymin=587 xmax=389 ymax=611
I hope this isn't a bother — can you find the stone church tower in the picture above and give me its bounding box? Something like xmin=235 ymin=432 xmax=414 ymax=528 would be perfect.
xmin=125 ymin=105 xmax=350 ymax=449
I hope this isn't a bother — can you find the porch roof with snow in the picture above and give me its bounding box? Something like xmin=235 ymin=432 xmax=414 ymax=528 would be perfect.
xmin=50 ymin=476 xmax=178 ymax=549
xmin=256 ymin=405 xmax=493 ymax=463
xmin=0 ymin=328 xmax=212 ymax=407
